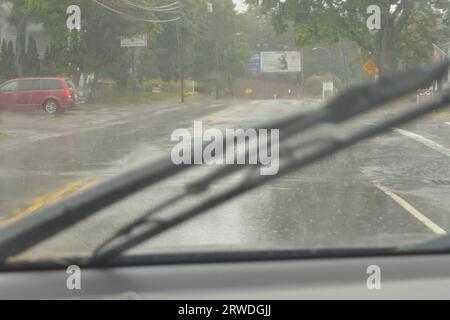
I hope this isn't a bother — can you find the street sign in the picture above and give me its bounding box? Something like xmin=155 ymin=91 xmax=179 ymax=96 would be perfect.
xmin=363 ymin=58 xmax=378 ymax=76
xmin=207 ymin=2 xmax=213 ymax=13
xmin=152 ymin=84 xmax=161 ymax=93
xmin=120 ymin=34 xmax=148 ymax=47
xmin=322 ymin=81 xmax=334 ymax=99
xmin=323 ymin=82 xmax=333 ymax=91
xmin=417 ymin=88 xmax=433 ymax=105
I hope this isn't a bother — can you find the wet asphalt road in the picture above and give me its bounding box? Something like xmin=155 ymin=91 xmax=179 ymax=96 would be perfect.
xmin=2 ymin=97 xmax=450 ymax=260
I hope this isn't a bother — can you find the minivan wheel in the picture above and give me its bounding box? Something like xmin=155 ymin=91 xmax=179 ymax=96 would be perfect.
xmin=43 ymin=99 xmax=59 ymax=114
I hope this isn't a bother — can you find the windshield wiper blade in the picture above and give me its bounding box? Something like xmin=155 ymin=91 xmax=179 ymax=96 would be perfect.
xmin=0 ymin=63 xmax=447 ymax=265
xmin=88 ymin=62 xmax=450 ymax=265
xmin=398 ymin=233 xmax=450 ymax=253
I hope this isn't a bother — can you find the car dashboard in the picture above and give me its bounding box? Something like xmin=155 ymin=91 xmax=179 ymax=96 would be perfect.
xmin=0 ymin=252 xmax=449 ymax=299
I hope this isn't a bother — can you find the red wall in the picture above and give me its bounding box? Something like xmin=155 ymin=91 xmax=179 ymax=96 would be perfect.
xmin=233 ymin=78 xmax=300 ymax=99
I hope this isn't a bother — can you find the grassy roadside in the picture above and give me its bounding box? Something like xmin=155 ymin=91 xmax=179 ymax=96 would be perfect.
xmin=98 ymin=91 xmax=179 ymax=104
xmin=0 ymin=132 xmax=15 ymax=138
xmin=93 ymin=78 xmax=202 ymax=105
xmin=303 ymin=92 xmax=417 ymax=104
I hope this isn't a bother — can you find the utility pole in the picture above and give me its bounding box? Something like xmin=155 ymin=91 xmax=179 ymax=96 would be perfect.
xmin=207 ymin=2 xmax=219 ymax=100
xmin=339 ymin=40 xmax=349 ymax=87
xmin=176 ymin=19 xmax=185 ymax=103
xmin=131 ymin=47 xmax=136 ymax=93
xmin=214 ymin=44 xmax=220 ymax=100
xmin=300 ymin=48 xmax=304 ymax=97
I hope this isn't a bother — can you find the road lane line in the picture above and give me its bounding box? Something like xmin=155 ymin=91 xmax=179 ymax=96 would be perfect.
xmin=76 ymin=179 xmax=98 ymax=193
xmin=201 ymin=106 xmax=242 ymax=129
xmin=430 ymin=112 xmax=450 ymax=120
xmin=374 ymin=184 xmax=447 ymax=235
xmin=0 ymin=179 xmax=97 ymax=228
xmin=394 ymin=128 xmax=450 ymax=158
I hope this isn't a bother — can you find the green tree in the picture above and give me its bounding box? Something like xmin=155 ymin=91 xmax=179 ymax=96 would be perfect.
xmin=10 ymin=0 xmax=164 ymax=88
xmin=399 ymin=5 xmax=448 ymax=67
xmin=9 ymin=0 xmax=51 ymax=76
xmin=246 ymin=0 xmax=450 ymax=75
xmin=0 ymin=40 xmax=17 ymax=80
xmin=154 ymin=23 xmax=179 ymax=82
xmin=25 ymin=35 xmax=40 ymax=76
xmin=177 ymin=0 xmax=251 ymax=96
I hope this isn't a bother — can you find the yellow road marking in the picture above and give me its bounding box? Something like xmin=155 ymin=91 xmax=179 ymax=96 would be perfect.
xmin=76 ymin=179 xmax=98 ymax=193
xmin=203 ymin=107 xmax=241 ymax=128
xmin=429 ymin=112 xmax=450 ymax=120
xmin=0 ymin=179 xmax=97 ymax=228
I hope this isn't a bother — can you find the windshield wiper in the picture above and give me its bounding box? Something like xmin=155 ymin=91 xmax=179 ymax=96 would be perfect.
xmin=399 ymin=233 xmax=450 ymax=253
xmin=0 ymin=62 xmax=449 ymax=265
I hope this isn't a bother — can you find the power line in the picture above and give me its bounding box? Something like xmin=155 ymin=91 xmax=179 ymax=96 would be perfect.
xmin=178 ymin=2 xmax=212 ymax=40
xmin=92 ymin=0 xmax=181 ymax=23
xmin=179 ymin=11 xmax=210 ymax=40
xmin=121 ymin=0 xmax=180 ymax=13
xmin=128 ymin=0 xmax=180 ymax=10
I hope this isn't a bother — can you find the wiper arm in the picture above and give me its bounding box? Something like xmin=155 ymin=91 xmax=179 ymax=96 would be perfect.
xmin=88 ymin=62 xmax=450 ymax=265
xmin=0 ymin=62 xmax=447 ymax=265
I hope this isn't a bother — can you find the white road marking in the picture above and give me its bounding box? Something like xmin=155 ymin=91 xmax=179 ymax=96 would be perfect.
xmin=374 ymin=184 xmax=447 ymax=235
xmin=394 ymin=128 xmax=450 ymax=158
xmin=389 ymin=128 xmax=450 ymax=233
xmin=445 ymin=122 xmax=450 ymax=126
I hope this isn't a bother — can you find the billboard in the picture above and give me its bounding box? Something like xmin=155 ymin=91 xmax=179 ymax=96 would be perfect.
xmin=248 ymin=53 xmax=261 ymax=73
xmin=260 ymin=51 xmax=301 ymax=73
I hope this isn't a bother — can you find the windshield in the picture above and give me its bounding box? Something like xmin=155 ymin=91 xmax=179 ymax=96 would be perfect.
xmin=1 ymin=0 xmax=450 ymax=264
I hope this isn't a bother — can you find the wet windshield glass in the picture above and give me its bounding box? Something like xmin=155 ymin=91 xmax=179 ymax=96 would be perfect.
xmin=1 ymin=0 xmax=450 ymax=262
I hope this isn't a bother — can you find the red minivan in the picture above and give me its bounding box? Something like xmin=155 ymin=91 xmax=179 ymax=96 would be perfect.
xmin=0 ymin=77 xmax=79 ymax=114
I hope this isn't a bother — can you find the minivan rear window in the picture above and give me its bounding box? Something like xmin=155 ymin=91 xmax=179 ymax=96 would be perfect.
xmin=66 ymin=80 xmax=75 ymax=89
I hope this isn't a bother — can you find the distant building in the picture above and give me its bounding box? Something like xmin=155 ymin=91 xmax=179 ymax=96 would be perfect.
xmin=0 ymin=1 xmax=50 ymax=60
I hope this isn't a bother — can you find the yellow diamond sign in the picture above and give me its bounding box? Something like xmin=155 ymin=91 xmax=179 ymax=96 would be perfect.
xmin=363 ymin=58 xmax=378 ymax=76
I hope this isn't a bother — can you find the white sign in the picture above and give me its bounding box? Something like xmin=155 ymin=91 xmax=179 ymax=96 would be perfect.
xmin=322 ymin=81 xmax=334 ymax=99
xmin=323 ymin=82 xmax=334 ymax=91
xmin=120 ymin=34 xmax=148 ymax=47
xmin=260 ymin=51 xmax=301 ymax=73
xmin=207 ymin=2 xmax=213 ymax=13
